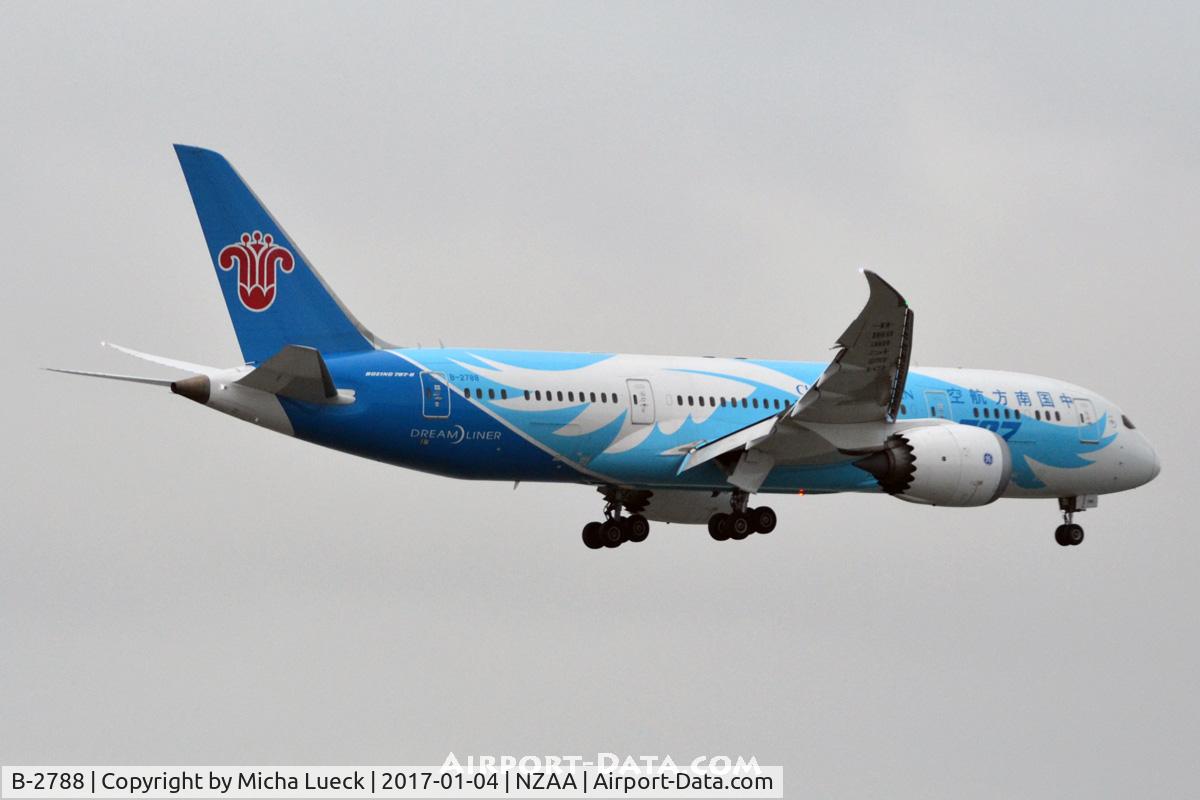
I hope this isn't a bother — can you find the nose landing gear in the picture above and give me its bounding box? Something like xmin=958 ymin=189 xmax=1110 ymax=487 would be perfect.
xmin=1055 ymin=496 xmax=1092 ymax=546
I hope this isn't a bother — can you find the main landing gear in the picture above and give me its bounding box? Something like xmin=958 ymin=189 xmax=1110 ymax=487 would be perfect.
xmin=1054 ymin=497 xmax=1086 ymax=547
xmin=707 ymin=490 xmax=777 ymax=542
xmin=581 ymin=498 xmax=650 ymax=550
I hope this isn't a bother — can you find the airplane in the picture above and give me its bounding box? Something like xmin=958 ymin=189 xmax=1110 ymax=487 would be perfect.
xmin=52 ymin=145 xmax=1160 ymax=549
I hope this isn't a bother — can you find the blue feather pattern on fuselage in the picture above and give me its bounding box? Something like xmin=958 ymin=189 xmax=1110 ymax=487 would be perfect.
xmin=280 ymin=347 xmax=1118 ymax=495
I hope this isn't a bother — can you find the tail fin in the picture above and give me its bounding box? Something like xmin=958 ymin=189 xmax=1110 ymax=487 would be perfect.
xmin=174 ymin=145 xmax=387 ymax=363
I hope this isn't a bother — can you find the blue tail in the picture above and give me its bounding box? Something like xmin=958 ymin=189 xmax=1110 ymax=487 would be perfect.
xmin=174 ymin=145 xmax=384 ymax=363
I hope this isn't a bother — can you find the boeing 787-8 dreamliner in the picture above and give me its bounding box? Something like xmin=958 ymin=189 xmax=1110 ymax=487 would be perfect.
xmin=53 ymin=146 xmax=1160 ymax=549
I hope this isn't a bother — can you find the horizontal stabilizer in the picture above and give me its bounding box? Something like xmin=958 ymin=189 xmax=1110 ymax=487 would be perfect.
xmin=102 ymin=341 xmax=213 ymax=374
xmin=235 ymin=344 xmax=346 ymax=404
xmin=44 ymin=368 xmax=173 ymax=387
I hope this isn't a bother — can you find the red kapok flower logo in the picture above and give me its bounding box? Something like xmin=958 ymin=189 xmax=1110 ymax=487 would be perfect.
xmin=217 ymin=231 xmax=295 ymax=312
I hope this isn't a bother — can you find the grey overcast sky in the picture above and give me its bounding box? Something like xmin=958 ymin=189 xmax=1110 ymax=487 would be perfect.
xmin=2 ymin=2 xmax=1198 ymax=796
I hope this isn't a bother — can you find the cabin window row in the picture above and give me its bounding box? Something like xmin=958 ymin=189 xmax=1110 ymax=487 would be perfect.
xmin=461 ymin=386 xmax=1068 ymax=423
xmin=463 ymin=387 xmax=508 ymax=400
xmin=521 ymin=389 xmax=621 ymax=404
xmin=675 ymin=395 xmax=787 ymax=410
xmin=464 ymin=386 xmax=793 ymax=411
xmin=971 ymin=406 xmax=1062 ymax=421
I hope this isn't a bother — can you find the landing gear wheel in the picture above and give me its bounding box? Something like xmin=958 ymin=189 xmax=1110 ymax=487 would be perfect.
xmin=750 ymin=506 xmax=777 ymax=535
xmin=626 ymin=514 xmax=650 ymax=543
xmin=708 ymin=513 xmax=731 ymax=541
xmin=1055 ymin=523 xmax=1085 ymax=546
xmin=601 ymin=519 xmax=624 ymax=548
xmin=582 ymin=521 xmax=603 ymax=549
xmin=729 ymin=513 xmax=752 ymax=540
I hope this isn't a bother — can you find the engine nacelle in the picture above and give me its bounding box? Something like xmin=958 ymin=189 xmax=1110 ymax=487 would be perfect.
xmin=854 ymin=424 xmax=1012 ymax=507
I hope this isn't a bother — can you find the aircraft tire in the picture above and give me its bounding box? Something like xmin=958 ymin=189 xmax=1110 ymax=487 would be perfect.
xmin=626 ymin=514 xmax=650 ymax=543
xmin=1066 ymin=524 xmax=1085 ymax=546
xmin=729 ymin=513 xmax=752 ymax=540
xmin=708 ymin=513 xmax=731 ymax=541
xmin=751 ymin=506 xmax=777 ymax=534
xmin=582 ymin=521 xmax=604 ymax=549
xmin=601 ymin=519 xmax=624 ymax=548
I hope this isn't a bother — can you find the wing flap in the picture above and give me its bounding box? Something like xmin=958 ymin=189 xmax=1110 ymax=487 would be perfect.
xmin=677 ymin=414 xmax=779 ymax=474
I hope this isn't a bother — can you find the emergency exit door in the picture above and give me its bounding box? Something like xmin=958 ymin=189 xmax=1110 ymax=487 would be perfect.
xmin=925 ymin=390 xmax=951 ymax=420
xmin=1075 ymin=398 xmax=1099 ymax=444
xmin=420 ymin=371 xmax=451 ymax=418
xmin=626 ymin=379 xmax=656 ymax=424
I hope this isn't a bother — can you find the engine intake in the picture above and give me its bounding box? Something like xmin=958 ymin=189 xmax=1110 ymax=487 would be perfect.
xmin=855 ymin=424 xmax=1012 ymax=507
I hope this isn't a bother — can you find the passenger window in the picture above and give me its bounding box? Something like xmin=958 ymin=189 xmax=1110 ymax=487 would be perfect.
xmin=752 ymin=398 xmax=759 ymax=408
xmin=710 ymin=397 xmax=716 ymax=407
xmin=524 ymin=390 xmax=530 ymax=400
xmin=500 ymin=389 xmax=507 ymax=400
xmin=601 ymin=392 xmax=607 ymax=403
xmin=901 ymin=404 xmax=908 ymax=415
xmin=677 ymin=395 xmax=683 ymax=405
xmin=485 ymin=388 xmax=492 ymax=399
xmin=1034 ymin=410 xmax=1040 ymax=420
xmin=1003 ymin=408 xmax=1010 ymax=419
xmin=590 ymin=392 xmax=596 ymax=403
xmin=973 ymin=407 xmax=979 ymax=418
xmin=556 ymin=391 xmax=563 ymax=401
xmin=741 ymin=398 xmax=748 ymax=408
xmin=720 ymin=398 xmax=727 ymax=407
xmin=568 ymin=391 xmax=574 ymax=402
xmin=1015 ymin=409 xmax=1020 ymax=418
xmin=687 ymin=396 xmax=694 ymax=406
xmin=1055 ymin=411 xmax=1061 ymax=421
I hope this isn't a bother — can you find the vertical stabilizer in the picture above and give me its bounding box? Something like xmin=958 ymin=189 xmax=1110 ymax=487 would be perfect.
xmin=174 ymin=145 xmax=385 ymax=363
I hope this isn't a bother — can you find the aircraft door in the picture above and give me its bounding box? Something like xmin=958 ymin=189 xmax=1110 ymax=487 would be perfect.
xmin=1075 ymin=398 xmax=1099 ymax=444
xmin=420 ymin=371 xmax=451 ymax=419
xmin=627 ymin=379 xmax=656 ymax=425
xmin=925 ymin=390 xmax=951 ymax=420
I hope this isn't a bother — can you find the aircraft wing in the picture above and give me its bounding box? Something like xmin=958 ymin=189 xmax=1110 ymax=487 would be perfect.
xmin=791 ymin=270 xmax=912 ymax=424
xmin=677 ymin=271 xmax=913 ymax=491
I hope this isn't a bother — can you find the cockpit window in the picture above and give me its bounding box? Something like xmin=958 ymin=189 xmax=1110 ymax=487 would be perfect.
xmin=1122 ymin=414 xmax=1136 ymax=430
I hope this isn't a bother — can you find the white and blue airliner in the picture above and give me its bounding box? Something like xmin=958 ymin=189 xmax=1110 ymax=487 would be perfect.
xmin=54 ymin=146 xmax=1160 ymax=549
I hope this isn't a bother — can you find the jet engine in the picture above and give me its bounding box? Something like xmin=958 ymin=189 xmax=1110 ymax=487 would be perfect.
xmin=854 ymin=424 xmax=1013 ymax=507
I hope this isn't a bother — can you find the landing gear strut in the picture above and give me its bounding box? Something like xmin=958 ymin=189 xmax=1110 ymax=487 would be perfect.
xmin=1054 ymin=497 xmax=1086 ymax=547
xmin=707 ymin=490 xmax=777 ymax=542
xmin=581 ymin=496 xmax=650 ymax=549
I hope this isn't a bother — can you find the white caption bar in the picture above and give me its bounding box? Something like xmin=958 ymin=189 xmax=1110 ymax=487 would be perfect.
xmin=1 ymin=767 xmax=783 ymax=799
